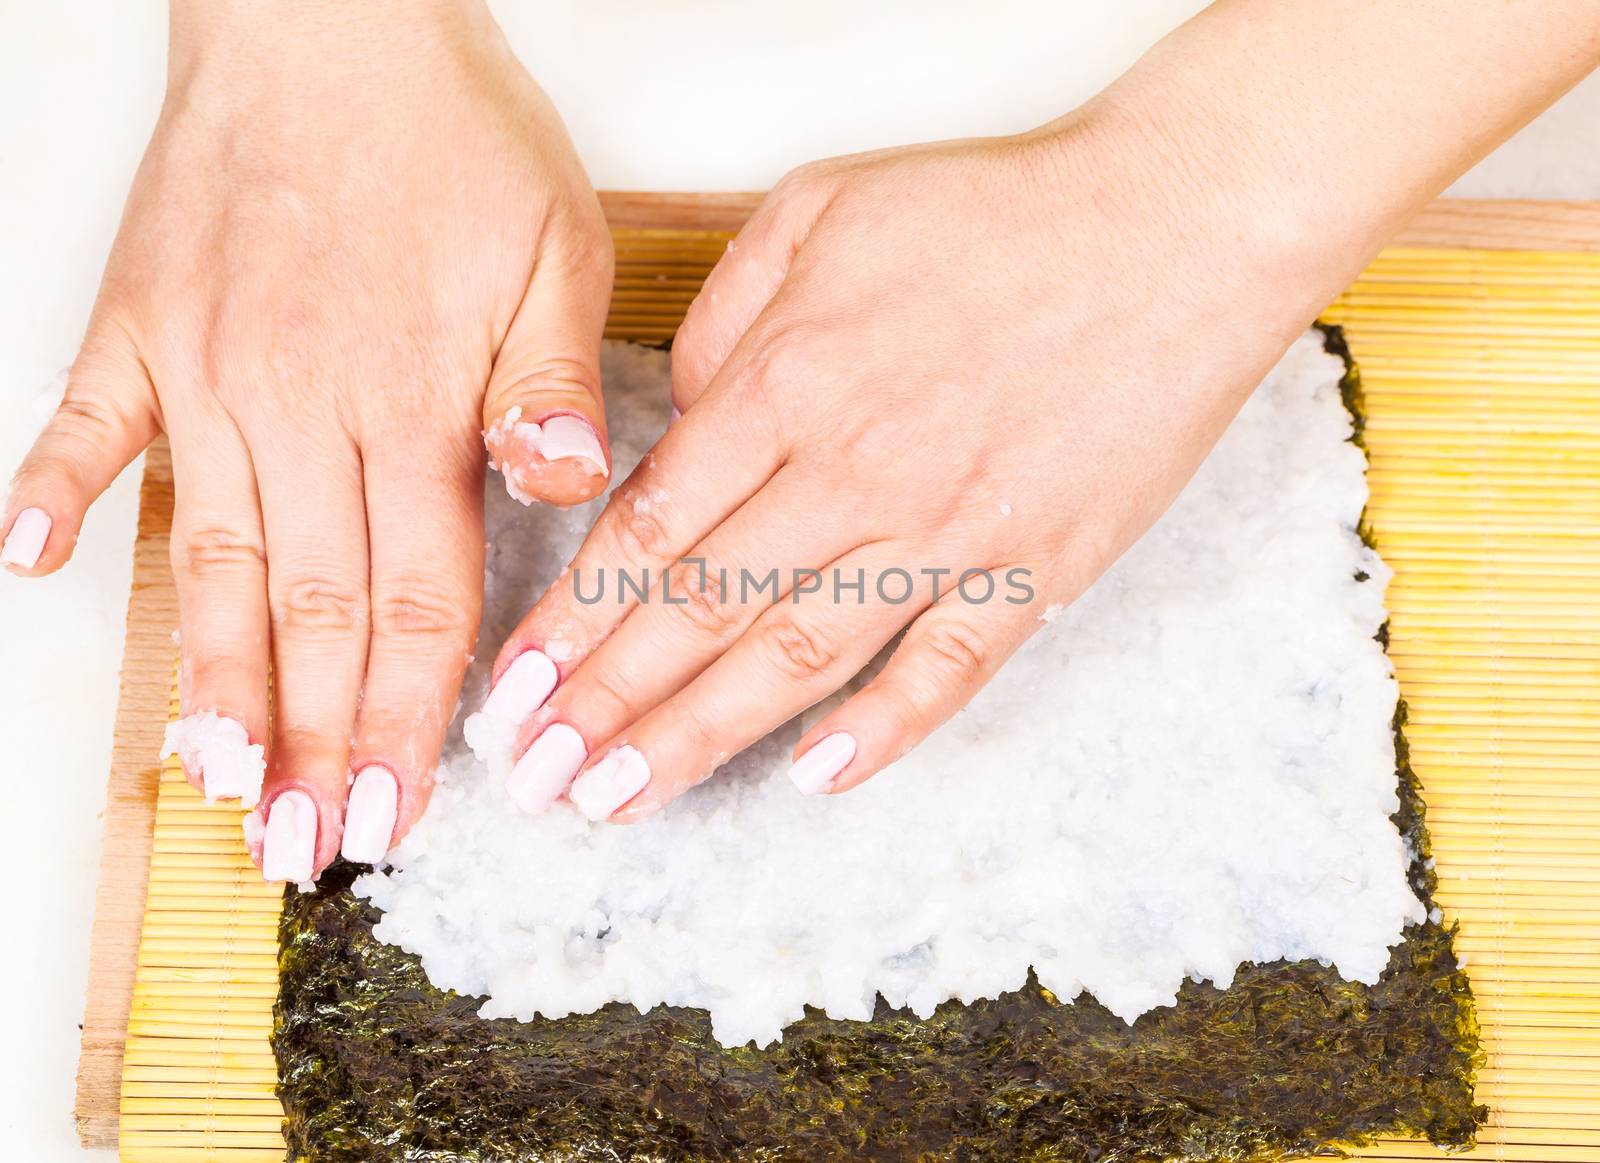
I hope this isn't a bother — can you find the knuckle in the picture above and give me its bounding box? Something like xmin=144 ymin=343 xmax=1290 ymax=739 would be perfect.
xmin=260 ymin=300 xmax=325 ymax=377
xmin=740 ymin=336 xmax=809 ymax=402
xmin=22 ymin=391 xmax=139 ymax=493
xmin=371 ymin=581 xmax=474 ymax=644
xmin=606 ymin=484 xmax=672 ymax=563
xmin=270 ymin=722 xmax=344 ymax=763
xmin=173 ymin=526 xmax=267 ymax=580
xmin=727 ymin=332 xmax=830 ymax=445
xmin=917 ymin=620 xmax=991 ymax=686
xmin=667 ymin=562 xmax=742 ymax=639
xmin=572 ymin=666 xmax=639 ymax=730
xmin=873 ymin=683 xmax=928 ymax=762
xmin=273 ymin=575 xmax=368 ymax=635
xmin=674 ymin=702 xmax=726 ymax=764
xmin=187 ymin=642 xmax=249 ymax=676
xmin=8 ymin=452 xmax=70 ymax=496
xmin=833 ymin=408 xmax=913 ymax=487
xmin=53 ymin=391 xmax=126 ymax=443
xmin=762 ymin=614 xmax=842 ymax=682
xmin=499 ymin=355 xmax=600 ymax=400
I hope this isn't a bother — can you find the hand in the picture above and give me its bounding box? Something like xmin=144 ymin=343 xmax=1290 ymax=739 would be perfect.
xmin=475 ymin=102 xmax=1344 ymax=822
xmin=0 ymin=0 xmax=613 ymax=878
xmin=467 ymin=0 xmax=1600 ymax=822
xmin=465 ymin=0 xmax=1598 ymax=823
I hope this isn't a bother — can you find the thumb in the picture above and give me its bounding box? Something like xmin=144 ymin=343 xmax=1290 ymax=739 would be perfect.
xmin=483 ymin=211 xmax=615 ymax=509
xmin=4 ymin=325 xmax=160 ymax=575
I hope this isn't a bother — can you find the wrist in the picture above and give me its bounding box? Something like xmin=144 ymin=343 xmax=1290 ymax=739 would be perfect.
xmin=167 ymin=0 xmax=500 ymax=101
xmin=1026 ymin=77 xmax=1356 ymax=348
xmin=1016 ymin=101 xmax=1326 ymax=344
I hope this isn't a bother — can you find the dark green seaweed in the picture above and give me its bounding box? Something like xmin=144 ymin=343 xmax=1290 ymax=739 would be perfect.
xmin=274 ymin=327 xmax=1482 ymax=1161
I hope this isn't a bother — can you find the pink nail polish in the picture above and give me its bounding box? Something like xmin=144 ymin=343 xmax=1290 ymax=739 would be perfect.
xmin=1 ymin=507 xmax=51 ymax=569
xmin=464 ymin=650 xmax=560 ymax=774
xmin=487 ymin=409 xmax=609 ymax=505
xmin=261 ymin=790 xmax=317 ymax=882
xmin=482 ymin=651 xmax=560 ymax=720
xmin=341 ymin=767 xmax=398 ymax=864
xmin=507 ymin=723 xmax=588 ymax=814
xmin=534 ymin=415 xmax=608 ymax=476
xmin=568 ymin=744 xmax=650 ymax=821
xmin=788 ymin=732 xmax=857 ymax=795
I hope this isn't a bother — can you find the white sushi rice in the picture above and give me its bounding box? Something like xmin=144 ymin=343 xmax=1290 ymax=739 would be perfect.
xmin=356 ymin=335 xmax=1424 ymax=1048
xmin=161 ymin=710 xmax=266 ymax=807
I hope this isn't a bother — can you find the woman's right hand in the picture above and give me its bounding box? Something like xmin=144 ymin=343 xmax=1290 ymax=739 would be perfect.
xmin=0 ymin=0 xmax=615 ymax=881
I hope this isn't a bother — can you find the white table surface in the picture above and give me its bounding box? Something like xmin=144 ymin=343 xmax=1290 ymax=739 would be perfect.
xmin=1 ymin=2 xmax=1595 ymax=1157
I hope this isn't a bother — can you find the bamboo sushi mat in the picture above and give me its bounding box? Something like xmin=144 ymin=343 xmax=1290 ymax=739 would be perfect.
xmin=110 ymin=226 xmax=1600 ymax=1160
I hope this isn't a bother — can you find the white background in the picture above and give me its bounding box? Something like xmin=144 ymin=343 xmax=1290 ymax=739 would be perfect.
xmin=0 ymin=2 xmax=1595 ymax=1157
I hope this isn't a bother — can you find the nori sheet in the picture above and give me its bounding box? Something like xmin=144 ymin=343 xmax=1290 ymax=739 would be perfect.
xmin=274 ymin=327 xmax=1483 ymax=1162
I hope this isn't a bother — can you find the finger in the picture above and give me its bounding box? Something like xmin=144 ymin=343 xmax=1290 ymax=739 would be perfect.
xmin=344 ymin=431 xmax=484 ymax=863
xmin=245 ymin=441 xmax=371 ymax=882
xmin=502 ymin=468 xmax=857 ymax=812
xmin=482 ymin=204 xmax=615 ymax=508
xmin=471 ymin=389 xmax=785 ymax=771
xmin=568 ymin=547 xmax=931 ymax=822
xmin=4 ymin=331 xmax=159 ymax=575
xmin=793 ymin=578 xmax=1043 ymax=796
xmin=163 ymin=409 xmax=270 ymax=805
xmin=671 ymin=173 xmax=834 ymax=412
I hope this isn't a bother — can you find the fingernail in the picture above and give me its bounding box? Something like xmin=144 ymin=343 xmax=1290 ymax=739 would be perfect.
xmin=507 ymin=722 xmax=588 ymax=814
xmin=160 ymin=711 xmax=266 ymax=807
xmin=568 ymin=744 xmax=650 ymax=821
xmin=261 ymin=790 xmax=317 ymax=882
xmin=788 ymin=732 xmax=857 ymax=795
xmin=534 ymin=415 xmax=608 ymax=477
xmin=464 ymin=650 xmax=561 ymax=774
xmin=341 ymin=766 xmax=398 ymax=864
xmin=1 ymin=507 xmax=51 ymax=569
xmin=484 ymin=650 xmax=560 ymax=719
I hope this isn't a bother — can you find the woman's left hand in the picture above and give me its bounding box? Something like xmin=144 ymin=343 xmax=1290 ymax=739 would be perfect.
xmin=478 ymin=106 xmax=1339 ymax=821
